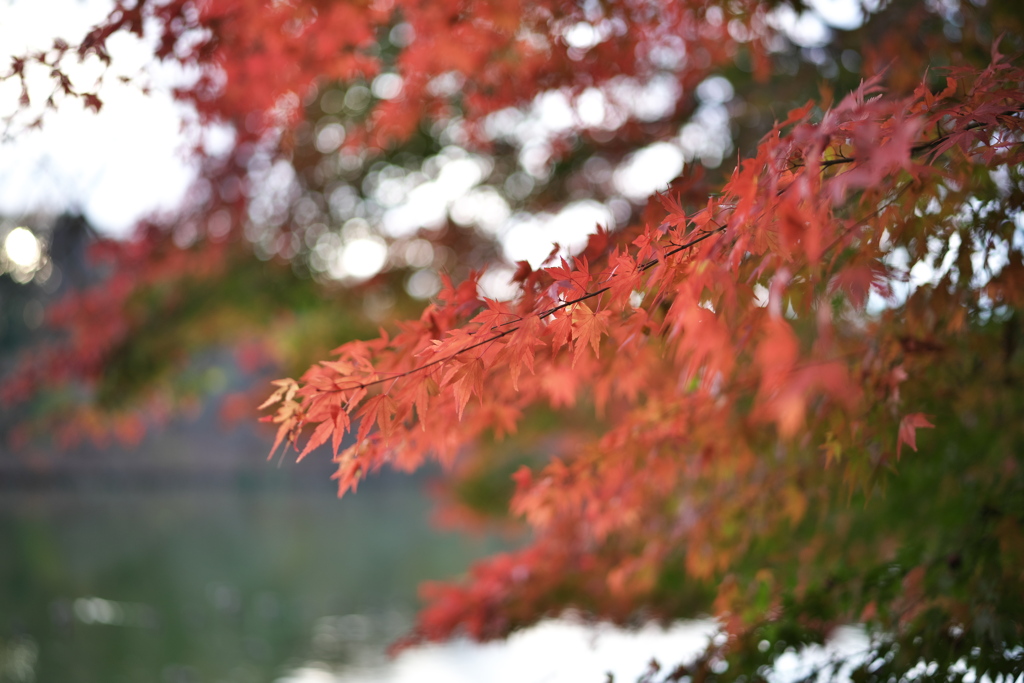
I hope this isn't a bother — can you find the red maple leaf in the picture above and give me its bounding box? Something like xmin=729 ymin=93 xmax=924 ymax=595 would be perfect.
xmin=897 ymin=412 xmax=935 ymax=458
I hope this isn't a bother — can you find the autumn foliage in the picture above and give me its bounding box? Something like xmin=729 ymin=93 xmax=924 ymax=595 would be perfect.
xmin=7 ymin=0 xmax=1024 ymax=678
xmin=263 ymin=57 xmax=1024 ymax=671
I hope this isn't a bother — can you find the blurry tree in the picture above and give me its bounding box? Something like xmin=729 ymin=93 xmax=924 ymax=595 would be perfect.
xmin=3 ymin=0 xmax=1024 ymax=678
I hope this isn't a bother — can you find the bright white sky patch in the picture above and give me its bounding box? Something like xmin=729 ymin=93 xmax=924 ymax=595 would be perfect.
xmin=608 ymin=74 xmax=681 ymax=123
xmin=450 ymin=186 xmax=510 ymax=233
xmin=381 ymin=152 xmax=493 ymax=237
xmin=679 ymin=103 xmax=732 ymax=168
xmin=563 ymin=21 xmax=605 ymax=50
xmin=0 ymin=0 xmax=877 ymax=280
xmin=0 ymin=0 xmax=197 ymax=237
xmin=274 ymin=619 xmax=718 ymax=683
xmin=3 ymin=226 xmax=41 ymax=270
xmin=534 ymin=91 xmax=576 ymax=133
xmin=502 ymin=200 xmax=613 ymax=268
xmin=274 ymin=618 xmax=871 ymax=683
xmin=807 ymin=0 xmax=875 ymax=29
xmin=477 ymin=266 xmax=519 ymax=301
xmin=614 ymin=142 xmax=684 ymax=200
xmin=767 ymin=5 xmax=832 ymax=47
xmin=371 ymin=73 xmax=403 ymax=100
xmin=576 ymin=88 xmax=607 ymax=128
xmin=340 ymin=237 xmax=388 ymax=280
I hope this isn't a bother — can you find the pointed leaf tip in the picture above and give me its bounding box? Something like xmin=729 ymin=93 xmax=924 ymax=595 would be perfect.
xmin=897 ymin=413 xmax=934 ymax=458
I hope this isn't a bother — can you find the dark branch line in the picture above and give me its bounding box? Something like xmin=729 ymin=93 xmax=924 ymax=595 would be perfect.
xmin=817 ymin=106 xmax=1023 ymax=169
xmin=328 ymin=226 xmax=730 ymax=394
xmin=299 ymin=107 xmax=1023 ymax=399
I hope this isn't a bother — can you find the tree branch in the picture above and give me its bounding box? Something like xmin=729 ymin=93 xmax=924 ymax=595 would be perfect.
xmin=310 ymin=107 xmax=1024 ymax=397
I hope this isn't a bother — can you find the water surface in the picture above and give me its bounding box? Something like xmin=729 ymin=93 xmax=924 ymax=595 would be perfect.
xmin=0 ymin=479 xmax=502 ymax=682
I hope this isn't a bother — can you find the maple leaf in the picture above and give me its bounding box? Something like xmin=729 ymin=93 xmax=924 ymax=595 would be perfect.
xmin=547 ymin=310 xmax=574 ymax=354
xmin=570 ymin=303 xmax=611 ymax=367
xmin=897 ymin=412 xmax=935 ymax=458
xmin=656 ymin=192 xmax=687 ymax=229
xmin=298 ymin=419 xmax=333 ymax=461
xmin=470 ymin=298 xmax=517 ymax=330
xmin=355 ymin=394 xmax=388 ymax=443
xmin=258 ymin=378 xmax=298 ymax=410
xmin=266 ymin=418 xmax=294 ymax=462
xmin=547 ymin=257 xmax=591 ymax=298
xmin=14 ymin=3 xmax=1024 ymax=676
xmin=503 ymin=316 xmax=542 ymax=390
xmin=410 ymin=376 xmax=437 ymax=428
xmin=333 ymin=446 xmax=365 ymax=496
xmin=512 ymin=260 xmax=532 ymax=283
xmin=445 ymin=358 xmax=486 ymax=419
xmin=331 ymin=403 xmax=351 ymax=456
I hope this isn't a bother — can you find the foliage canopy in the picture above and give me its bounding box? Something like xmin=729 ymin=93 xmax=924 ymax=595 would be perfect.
xmin=5 ymin=0 xmax=1024 ymax=678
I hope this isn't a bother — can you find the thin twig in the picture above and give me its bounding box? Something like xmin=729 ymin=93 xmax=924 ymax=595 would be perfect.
xmin=330 ymin=226 xmax=729 ymax=392
xmin=307 ymin=106 xmax=1024 ymax=396
xmin=816 ymin=106 xmax=1023 ymax=169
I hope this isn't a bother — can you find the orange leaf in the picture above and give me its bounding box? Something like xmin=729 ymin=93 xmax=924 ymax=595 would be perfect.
xmin=506 ymin=316 xmax=542 ymax=390
xmin=331 ymin=404 xmax=350 ymax=456
xmin=571 ymin=303 xmax=611 ymax=367
xmin=267 ymin=420 xmax=292 ymax=461
xmin=298 ymin=420 xmax=333 ymax=461
xmin=446 ymin=359 xmax=485 ymax=420
xmin=656 ymin=192 xmax=687 ymax=228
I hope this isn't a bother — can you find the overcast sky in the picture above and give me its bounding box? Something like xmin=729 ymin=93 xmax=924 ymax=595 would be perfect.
xmin=0 ymin=0 xmax=195 ymax=237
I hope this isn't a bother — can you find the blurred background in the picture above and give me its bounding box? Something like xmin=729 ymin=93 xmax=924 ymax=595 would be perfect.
xmin=0 ymin=0 xmax=715 ymax=678
xmin=1 ymin=0 xmax=999 ymax=679
xmin=0 ymin=2 xmax=499 ymax=680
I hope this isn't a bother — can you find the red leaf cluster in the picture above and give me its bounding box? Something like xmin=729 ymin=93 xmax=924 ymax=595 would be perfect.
xmin=8 ymin=1 xmax=1024 ymax=671
xmin=256 ymin=57 xmax=1024 ymax=643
